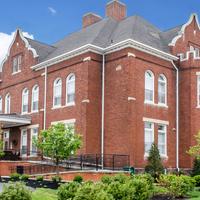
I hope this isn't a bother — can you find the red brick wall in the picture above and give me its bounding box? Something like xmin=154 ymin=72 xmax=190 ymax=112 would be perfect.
xmin=171 ymin=17 xmax=200 ymax=168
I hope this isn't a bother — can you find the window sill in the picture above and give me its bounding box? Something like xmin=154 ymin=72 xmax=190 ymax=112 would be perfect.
xmin=12 ymin=70 xmax=21 ymax=75
xmin=144 ymin=102 xmax=168 ymax=108
xmin=65 ymin=102 xmax=75 ymax=107
xmin=21 ymin=112 xmax=29 ymax=115
xmin=51 ymin=106 xmax=62 ymax=110
xmin=144 ymin=153 xmax=168 ymax=160
xmin=30 ymin=110 xmax=39 ymax=114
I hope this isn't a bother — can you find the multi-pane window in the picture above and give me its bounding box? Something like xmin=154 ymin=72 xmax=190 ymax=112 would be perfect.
xmin=5 ymin=93 xmax=10 ymax=114
xmin=31 ymin=128 xmax=38 ymax=156
xmin=198 ymin=75 xmax=200 ymax=107
xmin=145 ymin=71 xmax=154 ymax=103
xmin=158 ymin=125 xmax=167 ymax=156
xmin=66 ymin=74 xmax=75 ymax=105
xmin=12 ymin=55 xmax=22 ymax=73
xmin=32 ymin=85 xmax=39 ymax=112
xmin=0 ymin=96 xmax=2 ymax=113
xmin=144 ymin=122 xmax=154 ymax=154
xmin=22 ymin=88 xmax=29 ymax=114
xmin=53 ymin=78 xmax=62 ymax=107
xmin=158 ymin=75 xmax=167 ymax=105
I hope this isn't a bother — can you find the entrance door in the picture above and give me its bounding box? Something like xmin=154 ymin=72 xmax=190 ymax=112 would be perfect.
xmin=3 ymin=131 xmax=9 ymax=150
xmin=21 ymin=129 xmax=27 ymax=157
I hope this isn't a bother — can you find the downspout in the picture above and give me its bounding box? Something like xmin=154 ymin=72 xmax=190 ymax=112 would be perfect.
xmin=101 ymin=54 xmax=105 ymax=169
xmin=171 ymin=61 xmax=179 ymax=171
xmin=43 ymin=66 xmax=47 ymax=130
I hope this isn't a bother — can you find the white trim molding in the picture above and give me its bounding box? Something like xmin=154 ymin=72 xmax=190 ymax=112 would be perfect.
xmin=143 ymin=117 xmax=169 ymax=125
xmin=31 ymin=39 xmax=178 ymax=71
xmin=51 ymin=118 xmax=76 ymax=125
xmin=169 ymin=13 xmax=200 ymax=47
xmin=0 ymin=29 xmax=39 ymax=71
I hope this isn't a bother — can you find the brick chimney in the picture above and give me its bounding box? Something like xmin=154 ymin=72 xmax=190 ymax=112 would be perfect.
xmin=106 ymin=0 xmax=127 ymax=21
xmin=82 ymin=13 xmax=102 ymax=28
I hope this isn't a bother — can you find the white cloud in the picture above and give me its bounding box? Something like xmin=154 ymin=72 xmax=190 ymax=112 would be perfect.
xmin=0 ymin=31 xmax=34 ymax=65
xmin=48 ymin=7 xmax=57 ymax=15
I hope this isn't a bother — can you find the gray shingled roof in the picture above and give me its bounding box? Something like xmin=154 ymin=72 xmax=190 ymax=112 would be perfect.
xmin=28 ymin=15 xmax=182 ymax=63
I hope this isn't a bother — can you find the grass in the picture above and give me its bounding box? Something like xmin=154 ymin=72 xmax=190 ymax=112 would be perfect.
xmin=188 ymin=188 xmax=200 ymax=200
xmin=32 ymin=188 xmax=57 ymax=200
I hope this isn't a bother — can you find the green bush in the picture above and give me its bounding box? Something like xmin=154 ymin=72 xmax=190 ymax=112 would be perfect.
xmin=20 ymin=174 xmax=30 ymax=181
xmin=74 ymin=182 xmax=113 ymax=200
xmin=58 ymin=182 xmax=80 ymax=200
xmin=145 ymin=143 xmax=164 ymax=181
xmin=158 ymin=175 xmax=195 ymax=197
xmin=36 ymin=175 xmax=44 ymax=181
xmin=10 ymin=173 xmax=20 ymax=181
xmin=112 ymin=174 xmax=128 ymax=184
xmin=0 ymin=182 xmax=31 ymax=200
xmin=73 ymin=175 xmax=83 ymax=183
xmin=101 ymin=175 xmax=112 ymax=185
xmin=193 ymin=175 xmax=200 ymax=186
xmin=192 ymin=158 xmax=200 ymax=176
xmin=52 ymin=175 xmax=62 ymax=183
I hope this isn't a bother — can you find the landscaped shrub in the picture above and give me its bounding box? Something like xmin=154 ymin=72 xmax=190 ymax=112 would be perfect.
xmin=20 ymin=174 xmax=30 ymax=181
xmin=10 ymin=173 xmax=20 ymax=181
xmin=112 ymin=173 xmax=128 ymax=184
xmin=191 ymin=158 xmax=200 ymax=176
xmin=52 ymin=175 xmax=62 ymax=183
xmin=0 ymin=182 xmax=31 ymax=200
xmin=101 ymin=175 xmax=112 ymax=185
xmin=145 ymin=143 xmax=164 ymax=181
xmin=193 ymin=175 xmax=200 ymax=186
xmin=58 ymin=182 xmax=80 ymax=200
xmin=158 ymin=175 xmax=195 ymax=198
xmin=132 ymin=173 xmax=154 ymax=190
xmin=73 ymin=175 xmax=83 ymax=183
xmin=36 ymin=175 xmax=44 ymax=181
xmin=74 ymin=182 xmax=113 ymax=200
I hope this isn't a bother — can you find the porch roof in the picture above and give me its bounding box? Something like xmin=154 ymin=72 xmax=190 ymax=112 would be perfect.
xmin=0 ymin=114 xmax=31 ymax=128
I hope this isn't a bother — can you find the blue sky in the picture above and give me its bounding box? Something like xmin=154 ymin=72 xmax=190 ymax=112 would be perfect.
xmin=0 ymin=0 xmax=200 ymax=44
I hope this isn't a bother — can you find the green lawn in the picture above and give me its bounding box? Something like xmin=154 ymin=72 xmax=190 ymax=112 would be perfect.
xmin=188 ymin=188 xmax=200 ymax=200
xmin=32 ymin=188 xmax=57 ymax=200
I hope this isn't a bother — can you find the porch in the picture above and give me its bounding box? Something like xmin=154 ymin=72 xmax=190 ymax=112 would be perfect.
xmin=0 ymin=113 xmax=33 ymax=158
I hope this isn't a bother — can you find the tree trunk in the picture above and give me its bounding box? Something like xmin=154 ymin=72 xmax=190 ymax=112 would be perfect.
xmin=56 ymin=158 xmax=59 ymax=176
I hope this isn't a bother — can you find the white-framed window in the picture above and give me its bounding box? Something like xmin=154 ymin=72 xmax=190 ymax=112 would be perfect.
xmin=144 ymin=121 xmax=154 ymax=154
xmin=145 ymin=70 xmax=154 ymax=103
xmin=53 ymin=78 xmax=62 ymax=107
xmin=5 ymin=93 xmax=11 ymax=114
xmin=21 ymin=129 xmax=27 ymax=157
xmin=0 ymin=96 xmax=2 ymax=113
xmin=12 ymin=55 xmax=22 ymax=74
xmin=30 ymin=127 xmax=38 ymax=156
xmin=31 ymin=85 xmax=39 ymax=112
xmin=66 ymin=73 xmax=75 ymax=105
xmin=158 ymin=124 xmax=167 ymax=156
xmin=158 ymin=74 xmax=167 ymax=106
xmin=22 ymin=88 xmax=29 ymax=114
xmin=198 ymin=75 xmax=200 ymax=107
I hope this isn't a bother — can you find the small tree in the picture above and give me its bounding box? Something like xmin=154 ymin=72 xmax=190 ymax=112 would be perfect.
xmin=145 ymin=143 xmax=164 ymax=180
xmin=188 ymin=131 xmax=200 ymax=176
xmin=35 ymin=123 xmax=82 ymax=175
xmin=188 ymin=131 xmax=200 ymax=159
xmin=0 ymin=127 xmax=5 ymax=158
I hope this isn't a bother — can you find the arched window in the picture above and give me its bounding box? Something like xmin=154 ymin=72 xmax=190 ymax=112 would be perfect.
xmin=66 ymin=74 xmax=75 ymax=105
xmin=158 ymin=74 xmax=167 ymax=105
xmin=0 ymin=96 xmax=2 ymax=113
xmin=32 ymin=85 xmax=39 ymax=112
xmin=145 ymin=70 xmax=154 ymax=103
xmin=5 ymin=93 xmax=11 ymax=114
xmin=53 ymin=78 xmax=62 ymax=107
xmin=22 ymin=88 xmax=29 ymax=114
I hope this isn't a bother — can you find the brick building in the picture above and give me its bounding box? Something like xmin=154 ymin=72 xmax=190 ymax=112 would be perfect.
xmin=0 ymin=0 xmax=199 ymax=170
